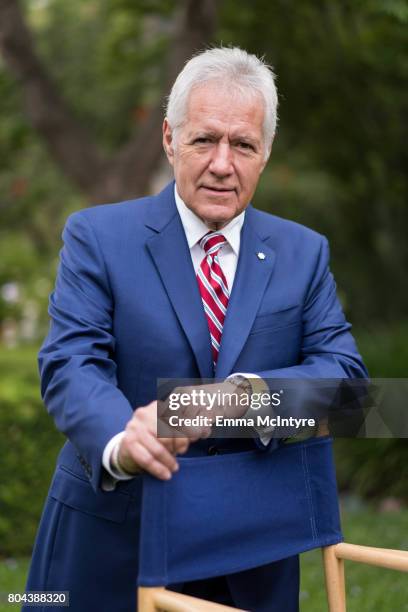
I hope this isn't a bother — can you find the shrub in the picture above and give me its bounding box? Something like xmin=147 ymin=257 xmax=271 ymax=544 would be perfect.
xmin=0 ymin=346 xmax=63 ymax=557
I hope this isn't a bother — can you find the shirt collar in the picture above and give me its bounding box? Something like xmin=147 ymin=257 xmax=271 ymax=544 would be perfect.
xmin=174 ymin=184 xmax=245 ymax=255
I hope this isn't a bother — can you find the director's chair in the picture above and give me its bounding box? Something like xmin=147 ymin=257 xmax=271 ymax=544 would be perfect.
xmin=136 ymin=437 xmax=408 ymax=611
xmin=137 ymin=436 xmax=341 ymax=611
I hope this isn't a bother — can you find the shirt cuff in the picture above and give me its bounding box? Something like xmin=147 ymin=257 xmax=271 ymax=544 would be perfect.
xmin=102 ymin=431 xmax=135 ymax=481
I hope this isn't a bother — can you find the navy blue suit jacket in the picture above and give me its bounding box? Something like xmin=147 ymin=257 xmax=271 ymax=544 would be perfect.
xmin=27 ymin=181 xmax=367 ymax=611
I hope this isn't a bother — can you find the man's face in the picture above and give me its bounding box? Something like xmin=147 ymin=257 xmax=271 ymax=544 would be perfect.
xmin=163 ymin=83 xmax=269 ymax=229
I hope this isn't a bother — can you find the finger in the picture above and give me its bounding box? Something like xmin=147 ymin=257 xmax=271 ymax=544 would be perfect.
xmin=173 ymin=437 xmax=190 ymax=455
xmin=159 ymin=435 xmax=193 ymax=457
xmin=157 ymin=421 xmax=195 ymax=447
xmin=157 ymin=413 xmax=211 ymax=446
xmin=130 ymin=442 xmax=174 ymax=480
xmin=141 ymin=433 xmax=180 ymax=473
xmin=156 ymin=436 xmax=183 ymax=455
xmin=123 ymin=423 xmax=180 ymax=475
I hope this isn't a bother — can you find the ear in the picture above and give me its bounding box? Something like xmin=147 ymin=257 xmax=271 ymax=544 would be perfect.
xmin=163 ymin=118 xmax=175 ymax=166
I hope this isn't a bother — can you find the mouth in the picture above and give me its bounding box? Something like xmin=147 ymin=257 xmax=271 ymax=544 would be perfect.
xmin=200 ymin=186 xmax=235 ymax=194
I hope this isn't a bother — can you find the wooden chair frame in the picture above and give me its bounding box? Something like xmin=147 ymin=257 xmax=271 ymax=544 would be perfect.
xmin=138 ymin=587 xmax=246 ymax=611
xmin=137 ymin=542 xmax=408 ymax=611
xmin=322 ymin=542 xmax=408 ymax=612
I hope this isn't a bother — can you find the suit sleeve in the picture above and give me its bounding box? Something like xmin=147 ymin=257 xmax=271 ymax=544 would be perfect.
xmin=253 ymin=236 xmax=368 ymax=444
xmin=38 ymin=211 xmax=133 ymax=491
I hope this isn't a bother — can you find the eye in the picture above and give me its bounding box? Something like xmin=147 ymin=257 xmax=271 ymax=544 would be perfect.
xmin=237 ymin=141 xmax=255 ymax=151
xmin=193 ymin=137 xmax=212 ymax=144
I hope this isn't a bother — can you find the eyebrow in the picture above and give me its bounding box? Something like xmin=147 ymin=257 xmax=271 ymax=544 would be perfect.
xmin=188 ymin=129 xmax=261 ymax=145
xmin=188 ymin=130 xmax=218 ymax=139
xmin=231 ymin=134 xmax=259 ymax=144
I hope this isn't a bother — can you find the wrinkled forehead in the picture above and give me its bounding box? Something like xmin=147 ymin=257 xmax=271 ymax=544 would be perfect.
xmin=186 ymin=80 xmax=265 ymax=121
xmin=182 ymin=80 xmax=266 ymax=139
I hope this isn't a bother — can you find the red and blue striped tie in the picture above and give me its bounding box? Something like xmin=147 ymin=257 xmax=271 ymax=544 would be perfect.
xmin=197 ymin=232 xmax=230 ymax=366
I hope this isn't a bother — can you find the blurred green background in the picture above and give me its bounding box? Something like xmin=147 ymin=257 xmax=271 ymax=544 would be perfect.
xmin=0 ymin=0 xmax=407 ymax=608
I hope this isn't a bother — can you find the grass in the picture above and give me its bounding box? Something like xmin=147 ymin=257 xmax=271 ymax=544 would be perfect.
xmin=0 ymin=508 xmax=406 ymax=611
xmin=0 ymin=559 xmax=30 ymax=611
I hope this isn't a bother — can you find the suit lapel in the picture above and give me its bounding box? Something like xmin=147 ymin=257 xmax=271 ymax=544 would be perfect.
xmin=145 ymin=184 xmax=213 ymax=379
xmin=215 ymin=208 xmax=276 ymax=378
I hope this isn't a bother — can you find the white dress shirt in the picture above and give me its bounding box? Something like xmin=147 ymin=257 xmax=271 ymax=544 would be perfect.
xmin=173 ymin=185 xmax=245 ymax=286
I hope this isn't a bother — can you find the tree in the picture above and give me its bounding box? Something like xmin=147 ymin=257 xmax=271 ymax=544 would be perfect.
xmin=1 ymin=0 xmax=407 ymax=324
xmin=0 ymin=0 xmax=219 ymax=202
xmin=219 ymin=0 xmax=408 ymax=323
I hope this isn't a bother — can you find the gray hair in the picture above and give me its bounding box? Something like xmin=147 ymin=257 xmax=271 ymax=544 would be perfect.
xmin=165 ymin=46 xmax=278 ymax=160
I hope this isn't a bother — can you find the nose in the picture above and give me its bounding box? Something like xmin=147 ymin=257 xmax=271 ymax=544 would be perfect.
xmin=208 ymin=143 xmax=233 ymax=177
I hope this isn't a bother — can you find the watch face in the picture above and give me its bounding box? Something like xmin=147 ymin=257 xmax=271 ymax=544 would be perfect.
xmin=229 ymin=376 xmax=243 ymax=386
xmin=230 ymin=376 xmax=252 ymax=393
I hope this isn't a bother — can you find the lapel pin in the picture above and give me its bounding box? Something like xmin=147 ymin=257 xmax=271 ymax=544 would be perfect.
xmin=257 ymin=252 xmax=266 ymax=260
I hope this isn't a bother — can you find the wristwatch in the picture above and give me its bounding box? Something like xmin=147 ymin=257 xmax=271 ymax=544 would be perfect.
xmin=227 ymin=374 xmax=253 ymax=396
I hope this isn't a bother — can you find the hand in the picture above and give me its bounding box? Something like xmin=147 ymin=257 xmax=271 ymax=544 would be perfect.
xmin=118 ymin=400 xmax=207 ymax=480
xmin=163 ymin=381 xmax=250 ymax=425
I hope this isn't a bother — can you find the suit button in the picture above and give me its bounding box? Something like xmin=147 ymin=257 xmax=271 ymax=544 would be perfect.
xmin=207 ymin=445 xmax=219 ymax=456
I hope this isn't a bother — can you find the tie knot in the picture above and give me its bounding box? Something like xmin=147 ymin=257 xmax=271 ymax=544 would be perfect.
xmin=200 ymin=232 xmax=227 ymax=255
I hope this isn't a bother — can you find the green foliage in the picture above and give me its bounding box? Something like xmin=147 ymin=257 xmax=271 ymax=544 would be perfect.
xmin=0 ymin=347 xmax=63 ymax=557
xmin=355 ymin=324 xmax=408 ymax=377
xmin=220 ymin=0 xmax=408 ymax=324
xmin=0 ymin=1 xmax=182 ymax=339
xmin=1 ymin=0 xmax=408 ymax=329
xmin=0 ymin=558 xmax=30 ymax=610
xmin=335 ymin=439 xmax=408 ymax=501
xmin=333 ymin=325 xmax=408 ymax=502
xmin=27 ymin=0 xmax=174 ymax=149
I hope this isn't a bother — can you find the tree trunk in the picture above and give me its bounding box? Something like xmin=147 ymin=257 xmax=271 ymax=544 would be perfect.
xmin=0 ymin=0 xmax=219 ymax=203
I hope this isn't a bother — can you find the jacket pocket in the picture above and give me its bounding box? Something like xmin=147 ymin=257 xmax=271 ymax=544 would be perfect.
xmin=50 ymin=465 xmax=132 ymax=523
xmin=250 ymin=304 xmax=301 ymax=335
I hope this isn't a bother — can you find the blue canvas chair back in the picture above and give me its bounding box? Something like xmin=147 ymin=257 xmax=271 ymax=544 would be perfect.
xmin=138 ymin=436 xmax=342 ymax=587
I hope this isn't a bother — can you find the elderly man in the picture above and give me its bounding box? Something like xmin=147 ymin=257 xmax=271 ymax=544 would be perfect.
xmin=25 ymin=47 xmax=367 ymax=611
